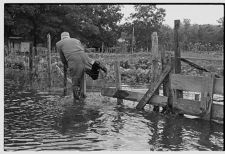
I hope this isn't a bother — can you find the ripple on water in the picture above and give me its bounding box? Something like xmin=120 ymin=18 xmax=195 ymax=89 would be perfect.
xmin=4 ymin=79 xmax=224 ymax=151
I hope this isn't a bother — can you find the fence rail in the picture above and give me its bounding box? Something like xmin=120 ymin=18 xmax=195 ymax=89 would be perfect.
xmin=170 ymin=74 xmax=223 ymax=95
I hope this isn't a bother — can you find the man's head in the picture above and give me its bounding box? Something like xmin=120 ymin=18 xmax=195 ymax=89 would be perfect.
xmin=61 ymin=32 xmax=70 ymax=40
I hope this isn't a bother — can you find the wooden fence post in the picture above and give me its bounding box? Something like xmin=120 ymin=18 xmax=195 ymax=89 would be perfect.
xmin=200 ymin=74 xmax=215 ymax=120
xmin=174 ymin=20 xmax=183 ymax=99
xmin=47 ymin=33 xmax=52 ymax=89
xmin=29 ymin=42 xmax=33 ymax=85
xmin=168 ymin=57 xmax=175 ymax=110
xmin=115 ymin=60 xmax=123 ymax=104
xmin=151 ymin=32 xmax=161 ymax=111
xmin=161 ymin=47 xmax=172 ymax=111
xmin=102 ymin=42 xmax=104 ymax=53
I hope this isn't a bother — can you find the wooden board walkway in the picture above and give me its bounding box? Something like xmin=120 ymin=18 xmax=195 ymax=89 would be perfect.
xmin=101 ymin=87 xmax=168 ymax=106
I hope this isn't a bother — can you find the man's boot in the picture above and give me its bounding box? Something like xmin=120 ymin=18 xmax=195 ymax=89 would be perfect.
xmin=73 ymin=86 xmax=81 ymax=103
xmin=93 ymin=61 xmax=107 ymax=74
xmin=90 ymin=61 xmax=107 ymax=80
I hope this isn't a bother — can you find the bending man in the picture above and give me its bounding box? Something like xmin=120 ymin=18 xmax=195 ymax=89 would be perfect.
xmin=56 ymin=32 xmax=107 ymax=102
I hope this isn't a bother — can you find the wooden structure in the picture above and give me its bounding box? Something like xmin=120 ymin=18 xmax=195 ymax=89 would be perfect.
xmin=101 ymin=20 xmax=223 ymax=122
xmin=173 ymin=20 xmax=183 ymax=99
xmin=150 ymin=32 xmax=161 ymax=111
xmin=46 ymin=20 xmax=223 ymax=122
xmin=8 ymin=37 xmax=23 ymax=53
xmin=7 ymin=36 xmax=32 ymax=55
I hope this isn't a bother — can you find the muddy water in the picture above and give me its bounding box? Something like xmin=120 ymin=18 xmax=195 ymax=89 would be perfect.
xmin=4 ymin=79 xmax=224 ymax=151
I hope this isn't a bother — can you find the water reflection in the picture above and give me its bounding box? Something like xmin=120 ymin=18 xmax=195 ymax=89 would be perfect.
xmin=111 ymin=104 xmax=125 ymax=134
xmin=4 ymin=79 xmax=224 ymax=151
xmin=160 ymin=116 xmax=183 ymax=151
xmin=143 ymin=112 xmax=224 ymax=151
xmin=55 ymin=103 xmax=102 ymax=135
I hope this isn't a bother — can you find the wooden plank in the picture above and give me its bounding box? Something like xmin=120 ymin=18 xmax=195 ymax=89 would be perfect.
xmin=114 ymin=61 xmax=123 ymax=104
xmin=174 ymin=98 xmax=223 ymax=121
xmin=214 ymin=78 xmax=224 ymax=95
xmin=171 ymin=74 xmax=223 ymax=95
xmin=211 ymin=103 xmax=224 ymax=121
xmin=171 ymin=74 xmax=206 ymax=92
xmin=174 ymin=98 xmax=202 ymax=116
xmin=200 ymin=74 xmax=214 ymax=120
xmin=101 ymin=87 xmax=168 ymax=106
xmin=180 ymin=58 xmax=222 ymax=78
xmin=86 ymin=80 xmax=115 ymax=88
xmin=180 ymin=56 xmax=224 ymax=61
xmin=136 ymin=64 xmax=172 ymax=109
xmin=171 ymin=74 xmax=203 ymax=92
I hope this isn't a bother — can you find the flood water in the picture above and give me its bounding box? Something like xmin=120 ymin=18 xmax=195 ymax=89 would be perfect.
xmin=4 ymin=79 xmax=224 ymax=151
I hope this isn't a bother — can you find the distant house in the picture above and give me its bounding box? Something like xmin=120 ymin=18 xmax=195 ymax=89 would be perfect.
xmin=8 ymin=37 xmax=23 ymax=53
xmin=21 ymin=42 xmax=31 ymax=54
xmin=7 ymin=37 xmax=32 ymax=55
xmin=117 ymin=37 xmax=128 ymax=53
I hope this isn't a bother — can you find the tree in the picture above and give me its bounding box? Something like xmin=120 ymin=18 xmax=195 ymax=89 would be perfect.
xmin=158 ymin=24 xmax=173 ymax=51
xmin=217 ymin=17 xmax=224 ymax=42
xmin=217 ymin=17 xmax=224 ymax=27
xmin=4 ymin=4 xmax=65 ymax=49
xmin=90 ymin=5 xmax=123 ymax=47
xmin=118 ymin=22 xmax=132 ymax=43
xmin=4 ymin=4 xmax=123 ymax=50
xmin=181 ymin=19 xmax=191 ymax=50
xmin=129 ymin=5 xmax=166 ymax=50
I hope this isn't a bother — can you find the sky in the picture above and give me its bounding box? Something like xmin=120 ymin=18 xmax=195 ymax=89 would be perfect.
xmin=120 ymin=4 xmax=224 ymax=27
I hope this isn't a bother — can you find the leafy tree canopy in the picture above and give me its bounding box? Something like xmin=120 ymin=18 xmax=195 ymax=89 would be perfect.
xmin=4 ymin=4 xmax=123 ymax=48
xmin=123 ymin=5 xmax=166 ymax=50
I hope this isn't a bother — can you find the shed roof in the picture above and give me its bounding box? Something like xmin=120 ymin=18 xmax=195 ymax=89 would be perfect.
xmin=8 ymin=37 xmax=23 ymax=40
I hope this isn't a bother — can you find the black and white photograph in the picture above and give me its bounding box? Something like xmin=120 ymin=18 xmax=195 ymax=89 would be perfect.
xmin=2 ymin=1 xmax=224 ymax=151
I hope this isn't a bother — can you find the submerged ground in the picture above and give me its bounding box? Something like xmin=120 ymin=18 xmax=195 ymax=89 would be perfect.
xmin=4 ymin=78 xmax=224 ymax=151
